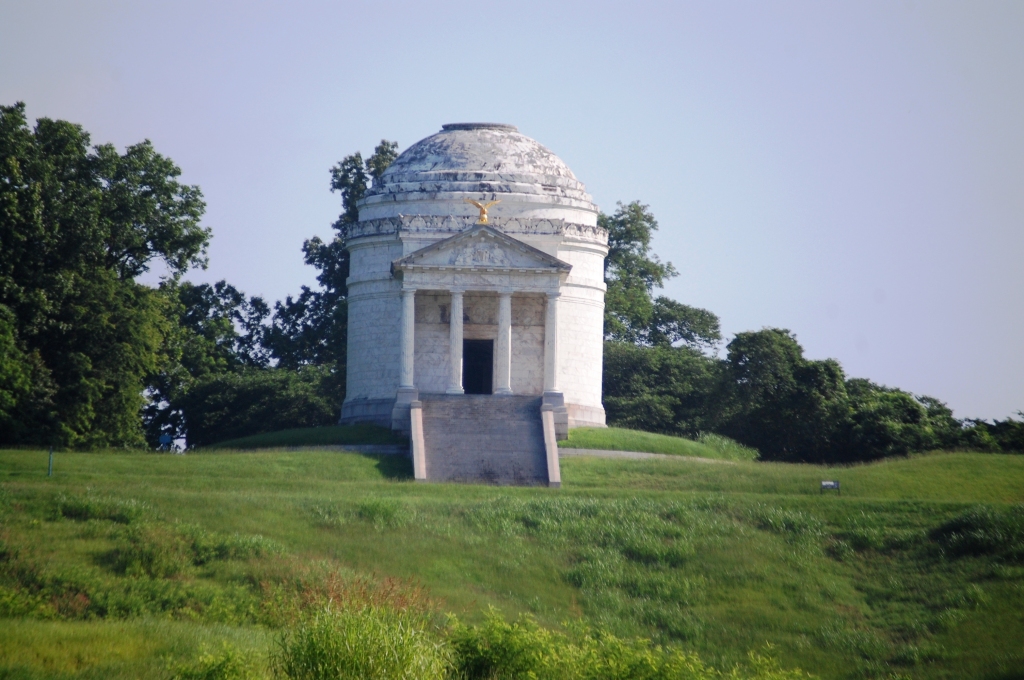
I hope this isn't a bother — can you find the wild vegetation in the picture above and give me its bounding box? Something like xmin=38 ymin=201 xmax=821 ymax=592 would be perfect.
xmin=3 ymin=105 xmax=1024 ymax=678
xmin=3 ymin=105 xmax=1021 ymax=458
xmin=1 ymin=447 xmax=1023 ymax=678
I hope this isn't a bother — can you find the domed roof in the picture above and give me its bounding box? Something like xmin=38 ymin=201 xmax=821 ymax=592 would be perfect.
xmin=357 ymin=123 xmax=598 ymax=225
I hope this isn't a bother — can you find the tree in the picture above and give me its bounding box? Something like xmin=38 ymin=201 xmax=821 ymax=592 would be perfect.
xmin=177 ymin=368 xmax=337 ymax=448
xmin=840 ymin=380 xmax=962 ymax=460
xmin=601 ymin=201 xmax=720 ymax=351
xmin=721 ymin=329 xmax=849 ymax=462
xmin=0 ymin=305 xmax=54 ymax=442
xmin=980 ymin=412 xmax=1024 ymax=453
xmin=0 ymin=102 xmax=209 ymax=447
xmin=264 ymin=140 xmax=398 ymax=400
xmin=143 ymin=280 xmax=269 ymax=445
xmin=148 ymin=140 xmax=401 ymax=447
xmin=603 ymin=342 xmax=725 ymax=437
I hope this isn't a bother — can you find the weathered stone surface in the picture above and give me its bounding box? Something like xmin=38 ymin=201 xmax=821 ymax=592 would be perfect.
xmin=359 ymin=124 xmax=598 ymax=225
xmin=342 ymin=123 xmax=608 ymax=446
xmin=419 ymin=394 xmax=549 ymax=485
xmin=393 ymin=224 xmax=572 ymax=272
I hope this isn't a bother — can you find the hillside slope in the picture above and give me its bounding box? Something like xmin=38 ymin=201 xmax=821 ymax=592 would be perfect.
xmin=0 ymin=449 xmax=1021 ymax=678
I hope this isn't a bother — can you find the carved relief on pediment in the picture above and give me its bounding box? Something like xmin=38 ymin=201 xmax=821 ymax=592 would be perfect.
xmin=394 ymin=225 xmax=572 ymax=276
xmin=450 ymin=242 xmax=512 ymax=267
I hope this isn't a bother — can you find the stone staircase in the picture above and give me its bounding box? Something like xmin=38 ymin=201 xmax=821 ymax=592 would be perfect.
xmin=418 ymin=394 xmax=550 ymax=485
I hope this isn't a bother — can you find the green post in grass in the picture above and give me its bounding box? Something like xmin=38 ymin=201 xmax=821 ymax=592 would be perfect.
xmin=47 ymin=447 xmax=53 ymax=477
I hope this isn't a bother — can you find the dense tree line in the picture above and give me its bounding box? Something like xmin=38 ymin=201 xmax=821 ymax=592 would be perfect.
xmin=598 ymin=202 xmax=1024 ymax=461
xmin=1 ymin=105 xmax=1020 ymax=456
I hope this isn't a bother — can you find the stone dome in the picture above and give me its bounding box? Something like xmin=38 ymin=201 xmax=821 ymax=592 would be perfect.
xmin=357 ymin=123 xmax=598 ymax=225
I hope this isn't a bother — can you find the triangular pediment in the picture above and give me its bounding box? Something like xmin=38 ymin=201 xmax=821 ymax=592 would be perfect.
xmin=393 ymin=225 xmax=571 ymax=272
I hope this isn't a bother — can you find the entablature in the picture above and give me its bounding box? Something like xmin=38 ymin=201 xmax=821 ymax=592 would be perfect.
xmin=348 ymin=215 xmax=607 ymax=246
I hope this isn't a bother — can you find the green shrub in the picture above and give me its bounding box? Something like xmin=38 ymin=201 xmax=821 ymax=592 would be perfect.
xmin=171 ymin=642 xmax=262 ymax=680
xmin=603 ymin=342 xmax=725 ymax=438
xmin=272 ymin=605 xmax=450 ymax=680
xmin=180 ymin=368 xmax=338 ymax=448
xmin=749 ymin=506 xmax=823 ymax=539
xmin=180 ymin=524 xmax=282 ymax=564
xmin=113 ymin=523 xmax=193 ymax=578
xmin=308 ymin=502 xmax=346 ymax=528
xmin=53 ymin=492 xmax=148 ymax=524
xmin=449 ymin=610 xmax=812 ymax=680
xmin=930 ymin=504 xmax=1024 ymax=562
xmin=356 ymin=498 xmax=412 ymax=531
xmin=112 ymin=523 xmax=282 ymax=578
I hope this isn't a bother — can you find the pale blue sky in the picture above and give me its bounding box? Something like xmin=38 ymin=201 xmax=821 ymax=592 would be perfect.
xmin=2 ymin=0 xmax=1021 ymax=420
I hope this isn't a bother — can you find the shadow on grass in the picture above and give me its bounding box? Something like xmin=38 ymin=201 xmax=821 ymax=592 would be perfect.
xmin=372 ymin=454 xmax=414 ymax=480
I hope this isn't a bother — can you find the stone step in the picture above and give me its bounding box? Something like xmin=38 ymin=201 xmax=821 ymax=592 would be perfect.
xmin=419 ymin=394 xmax=549 ymax=485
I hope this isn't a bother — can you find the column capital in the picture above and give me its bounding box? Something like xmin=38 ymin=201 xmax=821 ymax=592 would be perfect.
xmin=401 ymin=286 xmax=418 ymax=295
xmin=546 ymin=290 xmax=562 ymax=299
xmin=448 ymin=287 xmax=466 ymax=295
xmin=498 ymin=287 xmax=515 ymax=296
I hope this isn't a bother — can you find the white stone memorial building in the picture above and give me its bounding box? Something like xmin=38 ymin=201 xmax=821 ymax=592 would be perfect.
xmin=340 ymin=123 xmax=607 ymax=485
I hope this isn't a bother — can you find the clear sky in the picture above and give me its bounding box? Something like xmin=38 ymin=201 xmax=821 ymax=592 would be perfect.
xmin=2 ymin=0 xmax=1022 ymax=420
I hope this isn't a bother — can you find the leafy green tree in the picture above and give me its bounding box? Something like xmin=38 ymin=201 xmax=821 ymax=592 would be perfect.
xmin=721 ymin=329 xmax=849 ymax=462
xmin=266 ymin=141 xmax=398 ymax=367
xmin=841 ymin=380 xmax=957 ymax=460
xmin=0 ymin=102 xmax=209 ymax=447
xmin=143 ymin=281 xmax=269 ymax=444
xmin=0 ymin=305 xmax=55 ymax=442
xmin=150 ymin=140 xmax=401 ymax=448
xmin=264 ymin=140 xmax=398 ymax=413
xmin=979 ymin=412 xmax=1024 ymax=453
xmin=178 ymin=368 xmax=337 ymax=447
xmin=601 ymin=201 xmax=720 ymax=351
xmin=603 ymin=342 xmax=725 ymax=436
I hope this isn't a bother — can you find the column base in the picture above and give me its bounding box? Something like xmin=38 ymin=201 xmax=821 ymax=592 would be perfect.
xmin=543 ymin=391 xmax=569 ymax=440
xmin=390 ymin=387 xmax=419 ymax=433
xmin=445 ymin=388 xmax=465 ymax=395
xmin=495 ymin=388 xmax=513 ymax=395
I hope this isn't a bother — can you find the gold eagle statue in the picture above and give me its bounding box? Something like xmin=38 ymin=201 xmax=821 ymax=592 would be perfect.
xmin=464 ymin=198 xmax=501 ymax=224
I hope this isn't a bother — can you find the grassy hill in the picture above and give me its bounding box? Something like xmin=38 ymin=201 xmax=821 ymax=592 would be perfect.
xmin=0 ymin=447 xmax=1022 ymax=678
xmin=564 ymin=427 xmax=760 ymax=461
xmin=207 ymin=424 xmax=408 ymax=450
xmin=203 ymin=423 xmax=755 ymax=462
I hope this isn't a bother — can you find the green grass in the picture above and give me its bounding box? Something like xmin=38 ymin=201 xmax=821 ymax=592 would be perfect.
xmin=1 ymin=447 xmax=1023 ymax=678
xmin=207 ymin=424 xmax=408 ymax=450
xmin=564 ymin=427 xmax=759 ymax=461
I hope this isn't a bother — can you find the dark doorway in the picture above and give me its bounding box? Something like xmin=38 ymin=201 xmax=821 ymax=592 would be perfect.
xmin=463 ymin=339 xmax=493 ymax=394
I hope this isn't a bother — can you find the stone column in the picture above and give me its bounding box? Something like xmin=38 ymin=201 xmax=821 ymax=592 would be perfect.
xmin=543 ymin=291 xmax=560 ymax=393
xmin=446 ymin=289 xmax=464 ymax=394
xmin=399 ymin=287 xmax=416 ymax=389
xmin=495 ymin=291 xmax=513 ymax=394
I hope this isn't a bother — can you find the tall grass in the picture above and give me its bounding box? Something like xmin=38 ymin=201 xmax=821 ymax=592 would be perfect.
xmin=449 ymin=610 xmax=813 ymax=680
xmin=2 ymin=448 xmax=1024 ymax=678
xmin=930 ymin=504 xmax=1024 ymax=561
xmin=272 ymin=605 xmax=450 ymax=680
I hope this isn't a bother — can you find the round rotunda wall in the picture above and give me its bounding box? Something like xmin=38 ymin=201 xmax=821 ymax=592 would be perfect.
xmin=357 ymin=123 xmax=599 ymax=226
xmin=342 ymin=123 xmax=608 ymax=438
